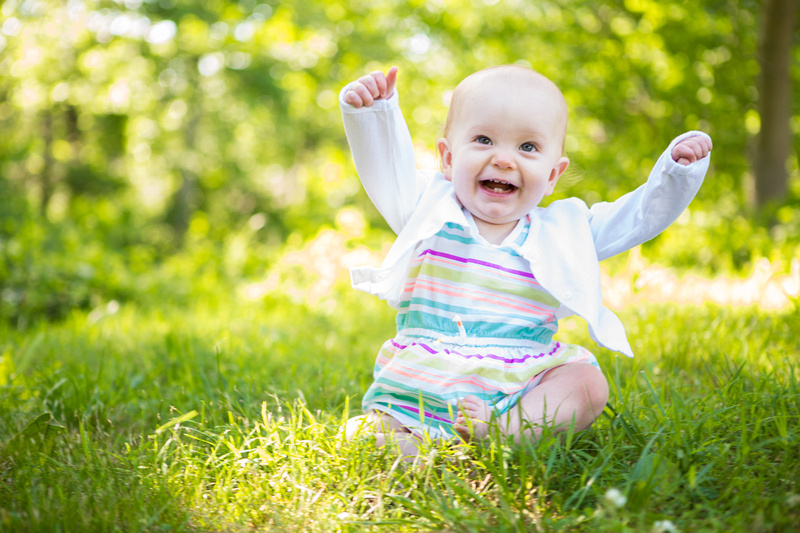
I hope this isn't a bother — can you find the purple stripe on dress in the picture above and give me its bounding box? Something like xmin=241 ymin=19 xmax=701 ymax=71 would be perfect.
xmin=396 ymin=404 xmax=454 ymax=423
xmin=389 ymin=339 xmax=562 ymax=364
xmin=418 ymin=249 xmax=535 ymax=279
xmin=418 ymin=343 xmax=438 ymax=355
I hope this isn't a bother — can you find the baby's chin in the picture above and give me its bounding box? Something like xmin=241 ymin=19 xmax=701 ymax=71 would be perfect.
xmin=471 ymin=212 xmax=523 ymax=229
xmin=472 ymin=206 xmax=529 ymax=226
xmin=455 ymin=194 xmax=535 ymax=227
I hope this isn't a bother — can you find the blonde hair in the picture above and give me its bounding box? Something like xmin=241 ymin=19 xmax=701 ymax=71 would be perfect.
xmin=441 ymin=65 xmax=568 ymax=154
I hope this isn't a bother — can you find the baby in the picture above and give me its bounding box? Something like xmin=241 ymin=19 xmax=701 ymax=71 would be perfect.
xmin=340 ymin=65 xmax=711 ymax=456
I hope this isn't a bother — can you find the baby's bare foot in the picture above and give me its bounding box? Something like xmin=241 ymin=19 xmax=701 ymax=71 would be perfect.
xmin=376 ymin=431 xmax=422 ymax=461
xmin=454 ymin=395 xmax=493 ymax=441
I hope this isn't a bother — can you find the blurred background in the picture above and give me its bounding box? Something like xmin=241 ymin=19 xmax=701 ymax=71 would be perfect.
xmin=0 ymin=0 xmax=797 ymax=328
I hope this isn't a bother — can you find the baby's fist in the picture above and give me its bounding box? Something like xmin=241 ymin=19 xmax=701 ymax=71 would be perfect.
xmin=343 ymin=66 xmax=398 ymax=108
xmin=672 ymin=135 xmax=712 ymax=166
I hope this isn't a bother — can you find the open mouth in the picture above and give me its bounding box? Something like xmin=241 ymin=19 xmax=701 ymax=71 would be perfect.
xmin=480 ymin=179 xmax=517 ymax=194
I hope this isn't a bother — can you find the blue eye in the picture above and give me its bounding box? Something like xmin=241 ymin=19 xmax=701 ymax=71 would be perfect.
xmin=475 ymin=136 xmax=492 ymax=145
xmin=520 ymin=142 xmax=536 ymax=152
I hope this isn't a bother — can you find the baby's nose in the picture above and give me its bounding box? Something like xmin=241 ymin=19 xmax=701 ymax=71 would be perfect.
xmin=491 ymin=150 xmax=516 ymax=169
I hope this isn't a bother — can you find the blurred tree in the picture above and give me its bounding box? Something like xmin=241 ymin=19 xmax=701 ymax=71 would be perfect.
xmin=754 ymin=0 xmax=798 ymax=207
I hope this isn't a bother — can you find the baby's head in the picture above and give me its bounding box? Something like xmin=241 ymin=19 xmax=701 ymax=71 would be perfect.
xmin=442 ymin=66 xmax=568 ymax=155
xmin=437 ymin=66 xmax=571 ymax=239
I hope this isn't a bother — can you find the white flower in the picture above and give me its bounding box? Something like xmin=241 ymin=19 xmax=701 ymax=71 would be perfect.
xmin=652 ymin=519 xmax=677 ymax=533
xmin=604 ymin=487 xmax=627 ymax=508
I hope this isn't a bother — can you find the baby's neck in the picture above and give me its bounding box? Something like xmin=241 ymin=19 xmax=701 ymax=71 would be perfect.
xmin=474 ymin=218 xmax=519 ymax=245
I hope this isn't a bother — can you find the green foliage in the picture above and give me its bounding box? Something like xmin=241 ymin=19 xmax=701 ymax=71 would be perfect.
xmin=642 ymin=200 xmax=800 ymax=273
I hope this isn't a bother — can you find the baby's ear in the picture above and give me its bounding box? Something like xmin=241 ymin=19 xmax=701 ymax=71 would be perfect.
xmin=437 ymin=138 xmax=453 ymax=180
xmin=545 ymin=156 xmax=570 ymax=195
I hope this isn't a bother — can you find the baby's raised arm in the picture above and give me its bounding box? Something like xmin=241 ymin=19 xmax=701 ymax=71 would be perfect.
xmin=671 ymin=135 xmax=713 ymax=166
xmin=343 ymin=66 xmax=399 ymax=108
xmin=340 ymin=65 xmax=422 ymax=233
xmin=588 ymin=131 xmax=712 ymax=261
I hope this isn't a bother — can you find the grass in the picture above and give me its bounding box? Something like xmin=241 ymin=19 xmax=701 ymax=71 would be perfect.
xmin=1 ymin=287 xmax=799 ymax=532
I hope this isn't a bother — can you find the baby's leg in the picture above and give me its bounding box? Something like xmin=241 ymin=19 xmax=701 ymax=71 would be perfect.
xmin=455 ymin=363 xmax=608 ymax=442
xmin=508 ymin=363 xmax=608 ymax=440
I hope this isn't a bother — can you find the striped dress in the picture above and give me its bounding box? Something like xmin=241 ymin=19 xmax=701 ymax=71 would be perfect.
xmin=362 ymin=212 xmax=598 ymax=439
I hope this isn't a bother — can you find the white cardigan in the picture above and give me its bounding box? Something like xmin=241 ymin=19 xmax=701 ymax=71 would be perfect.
xmin=340 ymin=85 xmax=711 ymax=358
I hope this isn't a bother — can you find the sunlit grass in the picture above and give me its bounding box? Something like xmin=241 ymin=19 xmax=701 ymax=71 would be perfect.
xmin=1 ymin=289 xmax=799 ymax=532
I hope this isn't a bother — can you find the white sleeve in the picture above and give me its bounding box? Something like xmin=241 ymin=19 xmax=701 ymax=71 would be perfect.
xmin=340 ymin=85 xmax=428 ymax=234
xmin=588 ymin=131 xmax=712 ymax=261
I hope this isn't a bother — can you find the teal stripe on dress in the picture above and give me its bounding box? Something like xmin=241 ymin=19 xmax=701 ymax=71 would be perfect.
xmin=437 ymin=219 xmax=528 ymax=252
xmin=400 ymin=295 xmax=552 ymax=322
xmin=434 ymin=227 xmax=477 ymax=246
xmin=398 ymin=305 xmax=556 ymax=344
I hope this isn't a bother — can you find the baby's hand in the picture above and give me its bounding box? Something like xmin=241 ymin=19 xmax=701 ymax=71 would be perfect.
xmin=343 ymin=66 xmax=398 ymax=108
xmin=671 ymin=135 xmax=713 ymax=166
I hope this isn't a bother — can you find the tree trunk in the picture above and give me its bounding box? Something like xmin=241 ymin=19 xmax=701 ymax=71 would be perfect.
xmin=40 ymin=110 xmax=54 ymax=217
xmin=754 ymin=0 xmax=798 ymax=207
xmin=166 ymin=74 xmax=201 ymax=248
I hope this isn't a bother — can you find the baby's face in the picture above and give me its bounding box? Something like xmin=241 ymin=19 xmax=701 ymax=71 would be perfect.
xmin=438 ymin=76 xmax=569 ymax=237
